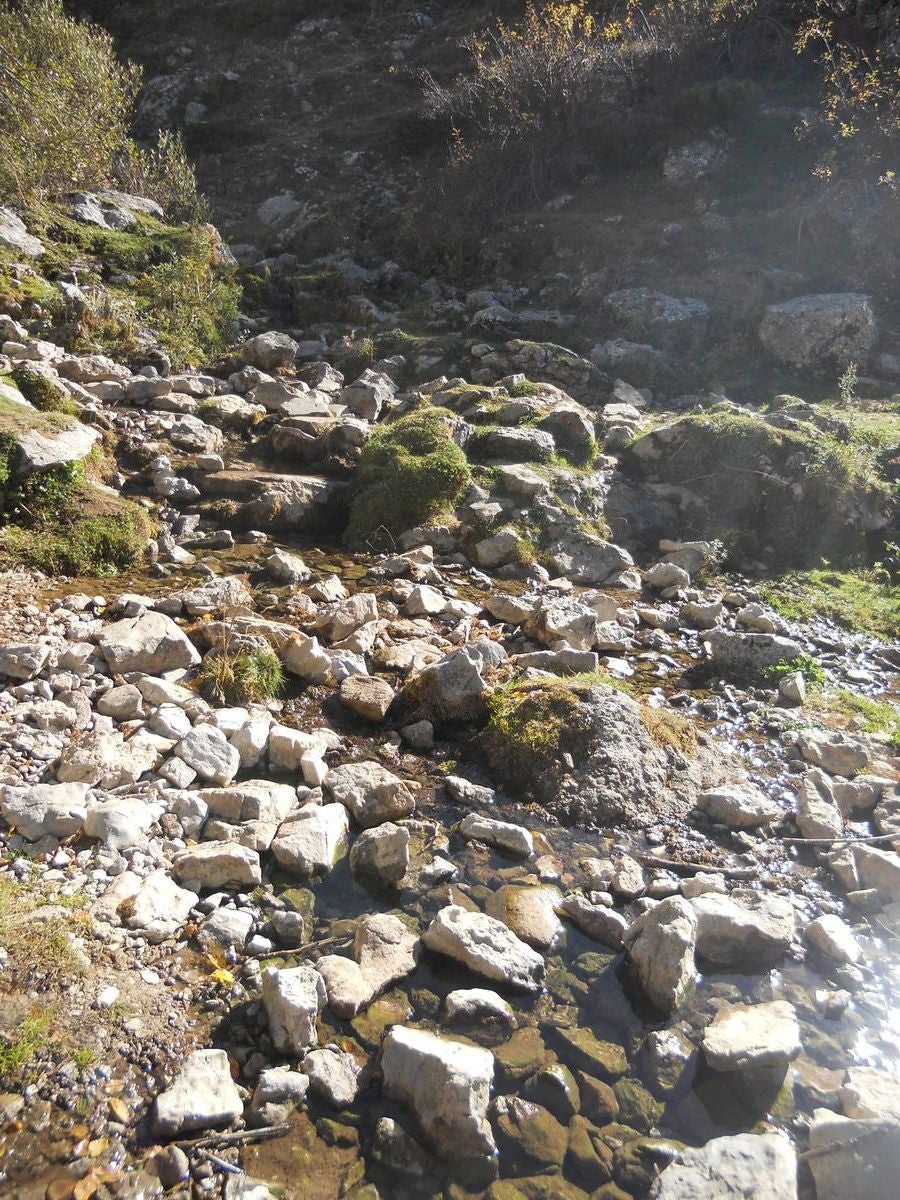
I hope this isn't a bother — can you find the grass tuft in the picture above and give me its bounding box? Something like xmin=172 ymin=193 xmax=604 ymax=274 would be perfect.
xmin=198 ymin=649 xmax=285 ymax=705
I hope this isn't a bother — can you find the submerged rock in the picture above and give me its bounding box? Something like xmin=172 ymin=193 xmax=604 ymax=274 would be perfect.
xmin=423 ymin=904 xmax=545 ymax=992
xmin=624 ymin=896 xmax=698 ymax=1014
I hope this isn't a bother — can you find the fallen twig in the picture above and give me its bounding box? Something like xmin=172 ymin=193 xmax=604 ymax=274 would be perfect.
xmin=175 ymin=1124 xmax=291 ymax=1151
xmin=798 ymin=1121 xmax=899 ymax=1162
xmin=196 ymin=1150 xmax=242 ymax=1175
xmin=639 ymin=854 xmax=757 ymax=879
xmin=777 ymin=831 xmax=900 ymax=847
xmin=254 ymin=933 xmax=353 ymax=962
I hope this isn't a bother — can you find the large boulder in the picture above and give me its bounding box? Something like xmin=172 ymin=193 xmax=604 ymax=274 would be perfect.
xmin=13 ymin=421 xmax=100 ymax=474
xmin=99 ymin=611 xmax=200 ymax=674
xmin=482 ymin=682 xmax=677 ymax=826
xmin=759 ymin=293 xmax=876 ymax=369
xmin=650 ymin=1132 xmax=797 ymax=1200
xmin=0 ymin=207 xmax=44 ymax=257
xmin=324 ymin=762 xmax=415 ymax=828
xmin=807 ymin=1108 xmax=900 ymax=1200
xmin=604 ymin=288 xmax=710 ymax=353
xmin=690 ymin=891 xmax=795 ymax=967
xmin=242 ymin=331 xmax=299 ymax=371
xmin=1 ymin=782 xmax=88 ymax=840
xmin=381 ymin=1026 xmax=496 ymax=1169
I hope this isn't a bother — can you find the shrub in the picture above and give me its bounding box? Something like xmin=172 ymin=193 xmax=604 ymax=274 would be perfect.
xmin=116 ymin=130 xmax=208 ymax=223
xmin=198 ymin=649 xmax=285 ymax=705
xmin=345 ymin=407 xmax=472 ymax=549
xmin=0 ymin=0 xmax=140 ymax=203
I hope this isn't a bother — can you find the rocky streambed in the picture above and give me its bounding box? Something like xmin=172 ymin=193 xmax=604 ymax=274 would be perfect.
xmin=0 ymin=325 xmax=898 ymax=1200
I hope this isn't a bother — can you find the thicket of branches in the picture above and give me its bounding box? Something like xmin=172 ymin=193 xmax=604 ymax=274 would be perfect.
xmin=0 ymin=0 xmax=202 ymax=217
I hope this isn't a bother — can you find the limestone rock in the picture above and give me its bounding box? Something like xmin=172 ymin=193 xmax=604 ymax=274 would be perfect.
xmin=261 ymin=964 xmax=325 ymax=1054
xmin=650 ymin=1132 xmax=797 ymax=1200
xmin=99 ymin=611 xmax=200 ymax=674
xmin=423 ymin=904 xmax=545 ymax=992
xmin=624 ymin=896 xmax=697 ymax=1014
xmin=153 ymin=1049 xmax=243 ymax=1137
xmin=702 ymin=1000 xmax=801 ymax=1072
xmin=325 ymin=761 xmax=415 ymax=828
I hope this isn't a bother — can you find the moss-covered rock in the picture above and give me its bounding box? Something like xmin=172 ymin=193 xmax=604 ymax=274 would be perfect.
xmin=553 ymin=1029 xmax=628 ymax=1082
xmin=344 ymin=406 xmax=471 ymax=548
xmin=625 ymin=406 xmax=895 ymax=568
xmin=565 ymin=1115 xmax=615 ymax=1190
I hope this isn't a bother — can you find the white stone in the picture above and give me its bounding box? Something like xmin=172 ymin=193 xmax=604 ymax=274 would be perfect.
xmin=423 ymin=904 xmax=544 ymax=992
xmin=153 ymin=1049 xmax=243 ymax=1136
xmin=261 ymin=964 xmax=325 ymax=1054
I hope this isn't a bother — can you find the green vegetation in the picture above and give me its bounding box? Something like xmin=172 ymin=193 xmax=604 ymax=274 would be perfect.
xmin=12 ymin=207 xmax=241 ymax=368
xmin=0 ymin=877 xmax=83 ymax=982
xmin=0 ymin=496 xmax=151 ymax=577
xmin=626 ymin=408 xmax=894 ymax=569
xmin=0 ymin=1010 xmax=54 ymax=1076
xmin=9 ymin=365 xmax=78 ymax=416
xmin=198 ymin=649 xmax=285 ymax=705
xmin=345 ymin=407 xmax=472 ymax=549
xmin=807 ymin=688 xmax=900 ymax=747
xmin=0 ymin=0 xmax=202 ymax=216
xmin=341 ymin=336 xmax=375 ymax=382
xmin=759 ymin=568 xmax=900 ymax=640
xmin=764 ymin=653 xmax=827 ymax=689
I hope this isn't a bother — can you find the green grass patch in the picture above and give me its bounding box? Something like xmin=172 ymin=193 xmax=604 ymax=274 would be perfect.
xmin=345 ymin=406 xmax=472 ymax=549
xmin=9 ymin=366 xmax=79 ymax=416
xmin=807 ymin=688 xmax=900 ymax=745
xmin=0 ymin=483 xmax=152 ymax=577
xmin=197 ymin=649 xmax=285 ymax=705
xmin=0 ymin=1010 xmax=54 ymax=1077
xmin=763 ymin=654 xmax=827 ymax=689
xmin=758 ymin=568 xmax=900 ymax=640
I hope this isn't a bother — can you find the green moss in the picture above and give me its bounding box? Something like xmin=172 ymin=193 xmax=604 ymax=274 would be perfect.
xmin=345 ymin=407 xmax=471 ymax=548
xmin=197 ymin=649 xmax=285 ymax=705
xmin=626 ymin=409 xmax=894 ymax=569
xmin=507 ymin=379 xmax=545 ymax=399
xmin=9 ymin=366 xmax=78 ymax=416
xmin=482 ymin=675 xmax=605 ymax=774
xmin=0 ymin=484 xmax=151 ymax=577
xmin=758 ymin=568 xmax=900 ymax=640
xmin=0 ymin=1011 xmax=54 ymax=1076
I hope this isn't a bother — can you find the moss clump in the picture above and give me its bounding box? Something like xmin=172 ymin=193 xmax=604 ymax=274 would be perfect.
xmin=625 ymin=408 xmax=894 ymax=569
xmin=758 ymin=567 xmax=900 ymax=640
xmin=345 ymin=407 xmax=472 ymax=549
xmin=197 ymin=649 xmax=285 ymax=705
xmin=640 ymin=705 xmax=698 ymax=756
xmin=0 ymin=483 xmax=151 ymax=577
xmin=9 ymin=365 xmax=78 ymax=416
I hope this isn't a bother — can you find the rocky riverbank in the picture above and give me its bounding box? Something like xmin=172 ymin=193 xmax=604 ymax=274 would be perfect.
xmin=0 ymin=304 xmax=898 ymax=1200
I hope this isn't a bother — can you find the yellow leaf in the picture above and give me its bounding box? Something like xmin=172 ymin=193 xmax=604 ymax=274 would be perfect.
xmin=211 ymin=967 xmax=235 ymax=986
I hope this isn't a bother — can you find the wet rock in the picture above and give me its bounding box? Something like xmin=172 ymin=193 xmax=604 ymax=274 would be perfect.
xmin=493 ymin=1096 xmax=568 ymax=1174
xmin=381 ymin=1026 xmax=497 ymax=1167
xmin=445 ymin=988 xmax=516 ymax=1028
xmin=301 ymin=1046 xmax=361 ymax=1108
xmin=446 ymin=776 xmax=497 ymax=808
xmin=271 ymin=804 xmax=350 ymax=876
xmin=325 ymin=761 xmax=415 ymax=827
xmin=614 ymin=1078 xmax=663 ymax=1133
xmin=553 ymin=1028 xmax=627 ymax=1080
xmin=372 ymin=1116 xmax=435 ymax=1177
xmin=623 ymin=896 xmax=698 ymax=1014
xmin=559 ymin=894 xmax=628 ymax=949
xmin=423 ymin=904 xmax=545 ymax=992
xmin=261 ymin=964 xmax=326 ymax=1054
xmin=250 ymin=1067 xmax=309 ymax=1125
xmin=702 ymin=1000 xmax=801 ymax=1072
xmin=486 ymin=885 xmax=563 ymax=950
xmin=852 ymin=844 xmax=900 ymax=900
xmin=565 ymin=1114 xmax=615 ymax=1189
xmin=523 ymin=1064 xmax=580 ymax=1123
xmin=650 ymin=1131 xmax=797 ymax=1199
xmin=317 ymin=913 xmax=419 ymax=1017
xmin=806 ymin=914 xmax=863 ymax=965
xmin=696 ymin=783 xmax=779 ymax=830
xmin=153 ymin=1049 xmax=243 ymax=1137
xmin=99 ymin=611 xmax=200 ymax=674
xmin=691 ymin=890 xmax=795 ymax=966
xmin=349 ymin=821 xmax=410 ymax=885
xmin=641 ymin=1030 xmax=695 ymax=1097
xmin=460 ymin=813 xmax=533 ymax=858
xmin=807 ymin=1108 xmax=900 ymax=1200
xmin=840 ymin=1066 xmax=900 ymax=1122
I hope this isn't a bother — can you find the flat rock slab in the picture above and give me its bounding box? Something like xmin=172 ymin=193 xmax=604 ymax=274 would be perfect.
xmin=650 ymin=1131 xmax=797 ymax=1200
xmin=153 ymin=1049 xmax=243 ymax=1137
xmin=702 ymin=1000 xmax=801 ymax=1072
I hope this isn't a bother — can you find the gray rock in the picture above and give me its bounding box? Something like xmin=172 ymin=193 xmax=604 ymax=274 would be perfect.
xmin=153 ymin=1049 xmax=243 ymax=1136
xmin=423 ymin=904 xmax=545 ymax=992
xmin=381 ymin=1026 xmax=496 ymax=1164
xmin=1 ymin=781 xmax=88 ymax=840
xmin=301 ymin=1046 xmax=361 ymax=1108
xmin=99 ymin=611 xmax=200 ymax=674
xmin=624 ymin=896 xmax=698 ymax=1014
xmin=325 ymin=761 xmax=415 ymax=828
xmin=807 ymin=1108 xmax=900 ymax=1200
xmin=261 ymin=964 xmax=325 ymax=1054
xmin=760 ymin=293 xmax=876 ymax=369
xmin=349 ymin=821 xmax=410 ymax=885
xmin=706 ymin=629 xmax=802 ymax=679
xmin=175 ymin=724 xmax=241 ymax=786
xmin=697 ymin=784 xmax=779 ymax=830
xmin=173 ymin=842 xmax=261 ymax=891
xmin=0 ymin=207 xmax=44 ymax=257
xmin=650 ymin=1132 xmax=797 ymax=1200
xmin=271 ymin=804 xmax=349 ymax=876
xmin=691 ymin=890 xmax=795 ymax=966
xmin=702 ymin=1000 xmax=801 ymax=1071
xmin=459 ymin=812 xmax=533 ymax=858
